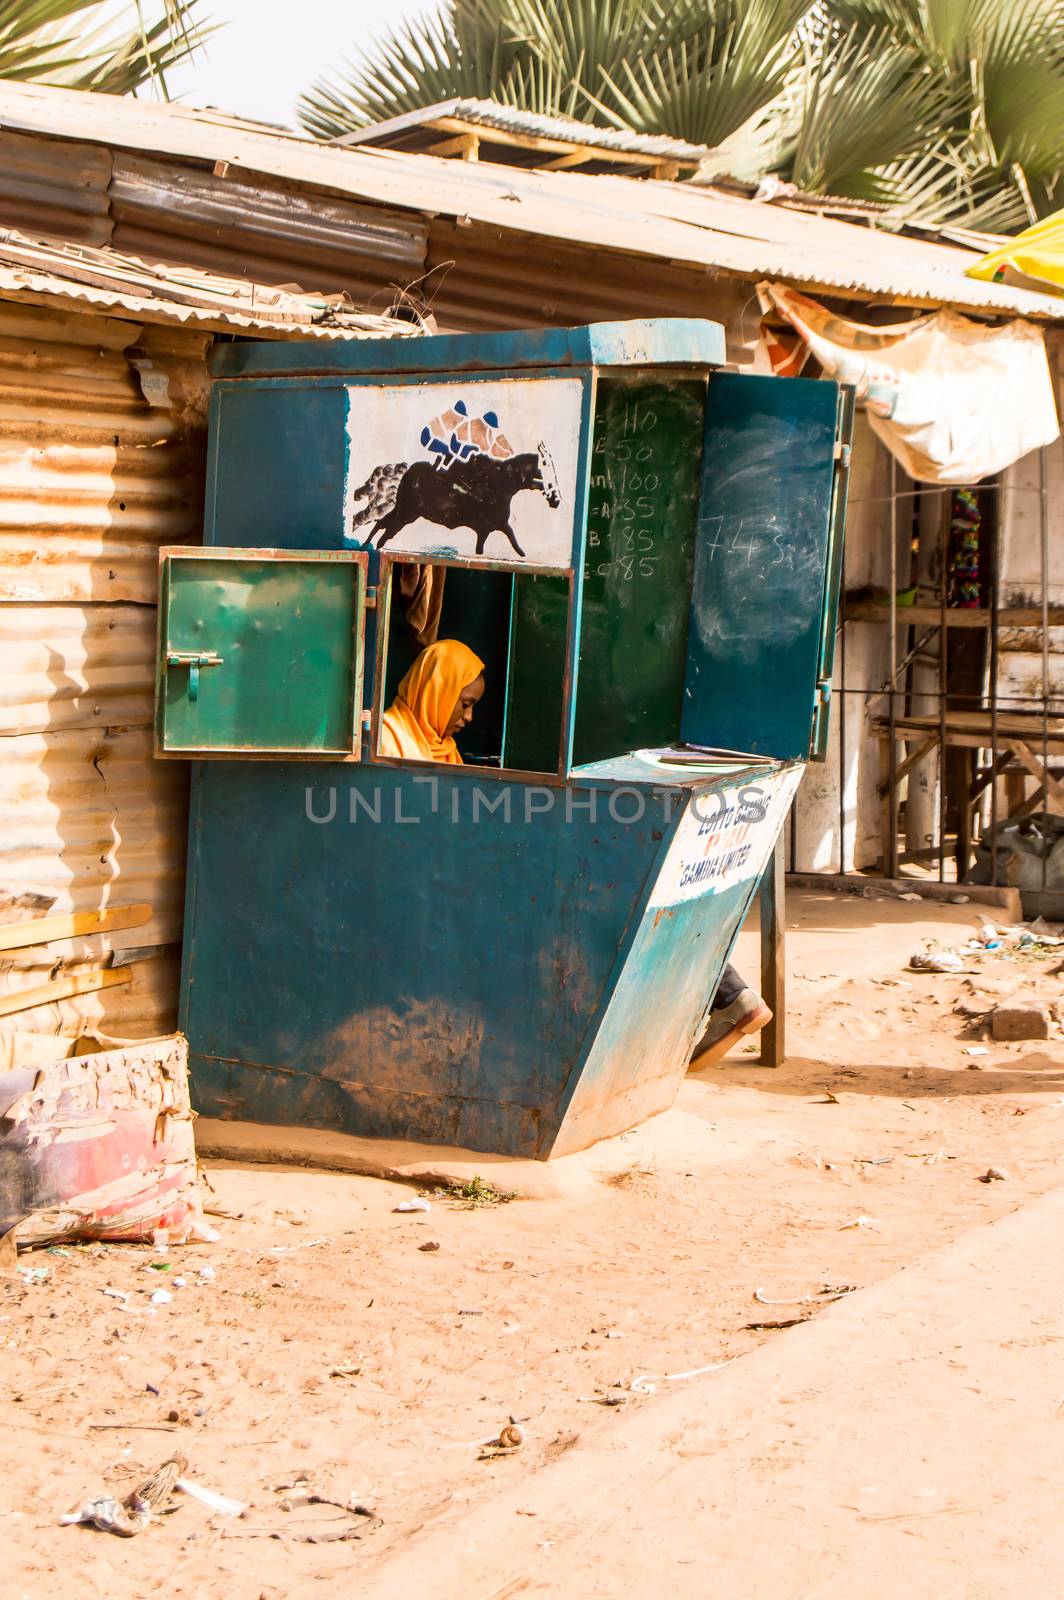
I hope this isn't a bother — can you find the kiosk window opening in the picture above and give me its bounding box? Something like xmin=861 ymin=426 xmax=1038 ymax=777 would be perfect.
xmin=374 ymin=556 xmax=570 ymax=777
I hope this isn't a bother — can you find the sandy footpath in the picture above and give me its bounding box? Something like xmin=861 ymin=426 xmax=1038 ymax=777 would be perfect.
xmin=3 ymin=890 xmax=1062 ymax=1599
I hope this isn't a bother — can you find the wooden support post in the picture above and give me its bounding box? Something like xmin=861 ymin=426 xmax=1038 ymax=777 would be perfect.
xmin=956 ymin=748 xmax=973 ymax=881
xmin=759 ymin=836 xmax=785 ymax=1068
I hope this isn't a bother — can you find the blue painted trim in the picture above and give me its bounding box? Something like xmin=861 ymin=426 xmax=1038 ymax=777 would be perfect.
xmin=177 ymin=761 xmax=204 ymax=1038
xmin=551 ymin=783 xmax=690 ymax=1122
xmin=209 ymin=319 xmax=727 ymax=380
xmin=561 ymin=372 xmax=596 ymax=772
xmin=203 ymin=385 xmax=223 ymax=546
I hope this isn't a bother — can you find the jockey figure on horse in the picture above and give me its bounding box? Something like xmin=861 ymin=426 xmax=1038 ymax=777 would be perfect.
xmin=421 ymin=400 xmax=515 ymax=470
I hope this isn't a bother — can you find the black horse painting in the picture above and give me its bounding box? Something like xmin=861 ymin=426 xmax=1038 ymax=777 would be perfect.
xmin=349 ymin=443 xmax=561 ymax=558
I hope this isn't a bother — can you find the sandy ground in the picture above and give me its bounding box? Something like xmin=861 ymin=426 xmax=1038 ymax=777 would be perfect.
xmin=355 ymin=1184 xmax=1064 ymax=1600
xmin=3 ymin=889 xmax=1063 ymax=1599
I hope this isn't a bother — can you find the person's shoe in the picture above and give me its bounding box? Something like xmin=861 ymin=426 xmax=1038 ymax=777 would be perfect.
xmin=689 ymin=989 xmax=772 ymax=1070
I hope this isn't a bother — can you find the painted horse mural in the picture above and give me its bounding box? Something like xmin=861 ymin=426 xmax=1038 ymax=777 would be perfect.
xmin=350 ymin=438 xmax=561 ymax=558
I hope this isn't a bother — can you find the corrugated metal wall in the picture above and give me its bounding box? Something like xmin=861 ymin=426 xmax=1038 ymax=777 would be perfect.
xmin=109 ymin=154 xmax=428 ymax=302
xmin=0 ymin=128 xmax=113 ymax=246
xmin=425 ymin=222 xmax=753 ymax=359
xmin=0 ymin=302 xmax=206 ymax=1038
xmin=0 ymin=129 xmax=429 ymax=308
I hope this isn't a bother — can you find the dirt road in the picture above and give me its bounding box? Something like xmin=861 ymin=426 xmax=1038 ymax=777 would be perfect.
xmin=3 ymin=890 xmax=1062 ymax=1598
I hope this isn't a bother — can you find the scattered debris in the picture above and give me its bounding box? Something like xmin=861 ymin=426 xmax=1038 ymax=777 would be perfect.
xmin=964 ymin=1046 xmax=990 ymax=1057
xmin=418 ymin=1240 xmax=441 ymax=1252
xmin=149 ymin=1289 xmax=172 ymax=1306
xmin=61 ymin=1453 xmax=186 ymax=1537
xmin=909 ymin=944 xmax=964 ymax=974
xmin=838 ymin=1215 xmax=880 ymax=1231
xmin=630 ymin=1356 xmax=737 ymax=1396
xmin=753 ymin=1285 xmax=857 ymax=1307
xmin=88 ymin=1422 xmax=179 ymax=1434
xmin=174 ymin=1476 xmax=245 ymax=1516
xmin=393 ymin=1198 xmax=431 ymax=1214
xmin=977 ymin=1167 xmax=1009 ymax=1183
xmin=265 ymin=1236 xmax=331 ymax=1254
xmin=815 ymin=1089 xmax=840 ymax=1104
xmin=198 ymin=1265 xmax=216 ymax=1282
xmin=854 ymin=1501 xmax=982 ymax=1524
xmin=745 ymin=1316 xmax=808 ymax=1330
xmin=435 ymin=1176 xmax=518 ymax=1208
xmin=329 ymin=1364 xmax=361 ymax=1380
xmin=223 ymin=1480 xmax=380 ymax=1543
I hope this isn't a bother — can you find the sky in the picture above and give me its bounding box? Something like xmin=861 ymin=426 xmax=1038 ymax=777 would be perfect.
xmin=163 ymin=0 xmax=441 ymax=128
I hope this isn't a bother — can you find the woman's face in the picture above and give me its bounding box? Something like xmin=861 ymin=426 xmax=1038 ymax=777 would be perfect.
xmin=445 ymin=673 xmax=485 ymax=738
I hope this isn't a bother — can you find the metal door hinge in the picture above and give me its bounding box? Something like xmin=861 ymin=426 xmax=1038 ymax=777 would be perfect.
xmin=365 ymin=586 xmax=378 ymax=609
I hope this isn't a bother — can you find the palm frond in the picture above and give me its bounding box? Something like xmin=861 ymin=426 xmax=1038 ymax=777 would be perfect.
xmin=781 ymin=23 xmax=956 ymax=199
xmin=295 ymin=0 xmax=1064 ymax=235
xmin=298 ymin=0 xmax=526 ymax=137
xmin=0 ymin=1 xmax=209 ymax=94
xmin=588 ymin=0 xmax=808 ymax=145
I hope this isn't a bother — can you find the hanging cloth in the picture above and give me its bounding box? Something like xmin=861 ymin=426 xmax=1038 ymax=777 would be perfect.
xmin=756 ymin=281 xmax=1060 ymax=484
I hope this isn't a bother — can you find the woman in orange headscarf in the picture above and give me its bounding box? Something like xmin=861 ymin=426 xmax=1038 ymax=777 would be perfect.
xmin=379 ymin=638 xmax=485 ymax=764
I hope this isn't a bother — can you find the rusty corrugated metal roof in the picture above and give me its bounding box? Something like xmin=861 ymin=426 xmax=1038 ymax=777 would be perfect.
xmin=0 ymin=79 xmax=1061 ymax=320
xmin=107 ymin=151 xmax=426 ymax=298
xmin=0 ymin=225 xmax=414 ymax=339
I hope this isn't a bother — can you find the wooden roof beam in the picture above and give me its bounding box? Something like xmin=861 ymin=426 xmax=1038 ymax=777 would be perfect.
xmin=422 ymin=114 xmax=698 ymax=172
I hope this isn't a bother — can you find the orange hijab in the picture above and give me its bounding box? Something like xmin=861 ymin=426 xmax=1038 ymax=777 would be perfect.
xmin=379 ymin=639 xmax=485 ymax=765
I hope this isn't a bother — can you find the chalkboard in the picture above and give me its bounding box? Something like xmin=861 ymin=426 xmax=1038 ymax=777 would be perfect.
xmin=574 ymin=379 xmax=704 ymax=763
xmin=681 ymin=374 xmax=839 ymax=761
xmin=504 ymin=378 xmax=705 ymax=772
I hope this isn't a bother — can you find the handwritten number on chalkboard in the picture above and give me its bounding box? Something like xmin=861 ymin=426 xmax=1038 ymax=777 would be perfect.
xmin=730 ymin=523 xmax=758 ymax=563
xmin=770 ymin=530 xmax=794 ymax=569
xmin=586 ymin=400 xmax=684 ymax=586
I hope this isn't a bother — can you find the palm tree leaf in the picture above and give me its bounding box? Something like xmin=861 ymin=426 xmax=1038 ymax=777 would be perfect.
xmin=780 ymin=23 xmax=957 ymax=197
xmin=298 ymin=1 xmax=526 ymax=137
xmin=0 ymin=1 xmax=209 ymax=94
xmin=590 ymin=0 xmax=807 ymax=145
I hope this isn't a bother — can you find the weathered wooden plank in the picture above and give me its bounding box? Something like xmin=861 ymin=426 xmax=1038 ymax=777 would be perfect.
xmin=0 ymin=964 xmax=131 ymax=1018
xmin=0 ymin=902 xmax=151 ymax=952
